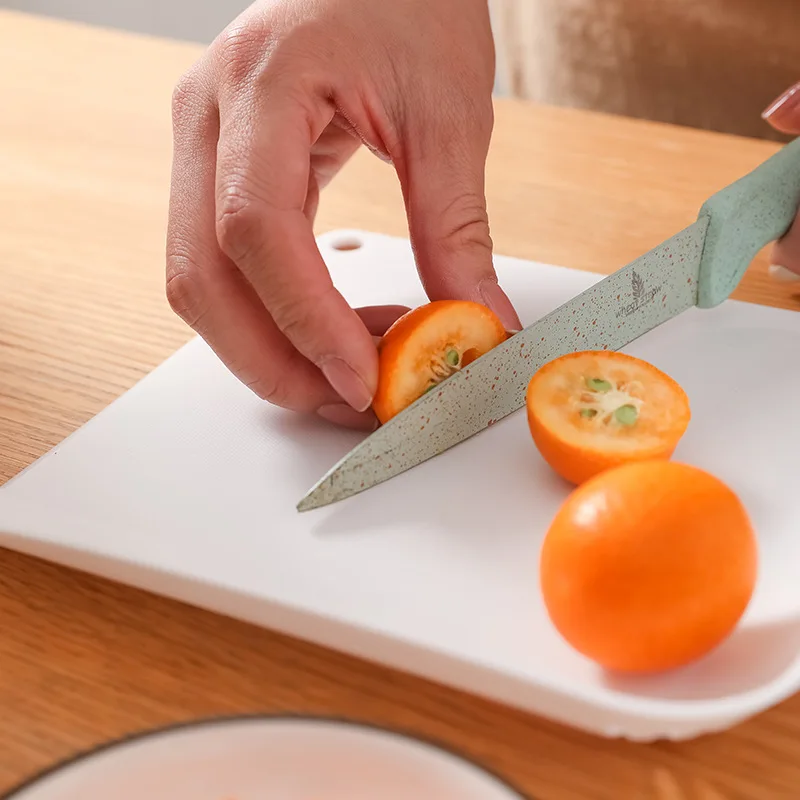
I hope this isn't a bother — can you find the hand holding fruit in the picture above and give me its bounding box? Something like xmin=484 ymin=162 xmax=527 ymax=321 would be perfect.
xmin=166 ymin=0 xmax=520 ymax=432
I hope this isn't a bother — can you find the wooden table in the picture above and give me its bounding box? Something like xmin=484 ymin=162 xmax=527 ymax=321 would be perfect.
xmin=2 ymin=9 xmax=799 ymax=799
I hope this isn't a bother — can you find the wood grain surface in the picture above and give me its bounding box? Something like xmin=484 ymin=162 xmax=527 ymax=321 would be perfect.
xmin=2 ymin=9 xmax=800 ymax=799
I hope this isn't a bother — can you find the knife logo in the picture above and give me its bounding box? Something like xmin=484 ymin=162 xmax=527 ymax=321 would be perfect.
xmin=616 ymin=268 xmax=662 ymax=318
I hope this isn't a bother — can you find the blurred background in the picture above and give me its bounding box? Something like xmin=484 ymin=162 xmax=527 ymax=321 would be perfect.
xmin=2 ymin=0 xmax=798 ymax=141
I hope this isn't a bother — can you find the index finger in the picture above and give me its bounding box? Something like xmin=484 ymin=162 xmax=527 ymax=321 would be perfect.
xmin=213 ymin=70 xmax=377 ymax=413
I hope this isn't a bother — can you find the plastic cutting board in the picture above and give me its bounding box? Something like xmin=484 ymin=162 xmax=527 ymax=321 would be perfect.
xmin=1 ymin=229 xmax=800 ymax=741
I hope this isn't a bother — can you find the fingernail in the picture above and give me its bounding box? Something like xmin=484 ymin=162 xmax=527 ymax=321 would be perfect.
xmin=368 ymin=144 xmax=393 ymax=164
xmin=768 ymin=264 xmax=800 ymax=282
xmin=319 ymin=357 xmax=374 ymax=412
xmin=480 ymin=279 xmax=522 ymax=331
xmin=317 ymin=403 xmax=379 ymax=431
xmin=762 ymin=82 xmax=800 ymax=123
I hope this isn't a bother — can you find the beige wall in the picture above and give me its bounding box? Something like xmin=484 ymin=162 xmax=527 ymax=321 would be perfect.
xmin=490 ymin=0 xmax=800 ymax=141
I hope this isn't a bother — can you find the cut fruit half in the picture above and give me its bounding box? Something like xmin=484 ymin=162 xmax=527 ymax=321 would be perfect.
xmin=372 ymin=300 xmax=507 ymax=424
xmin=526 ymin=351 xmax=691 ymax=484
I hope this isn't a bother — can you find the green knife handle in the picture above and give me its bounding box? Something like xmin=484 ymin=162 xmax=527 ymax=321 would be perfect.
xmin=697 ymin=135 xmax=800 ymax=308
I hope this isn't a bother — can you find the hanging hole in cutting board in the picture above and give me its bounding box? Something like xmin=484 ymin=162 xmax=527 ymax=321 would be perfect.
xmin=330 ymin=235 xmax=363 ymax=252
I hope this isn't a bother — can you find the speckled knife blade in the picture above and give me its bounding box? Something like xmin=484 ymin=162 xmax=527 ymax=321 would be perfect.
xmin=297 ymin=218 xmax=708 ymax=511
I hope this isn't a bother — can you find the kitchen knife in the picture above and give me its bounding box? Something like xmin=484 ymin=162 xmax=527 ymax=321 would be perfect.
xmin=298 ymin=136 xmax=800 ymax=512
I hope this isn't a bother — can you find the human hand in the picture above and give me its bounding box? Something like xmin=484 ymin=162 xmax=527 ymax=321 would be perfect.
xmin=762 ymin=82 xmax=800 ymax=282
xmin=166 ymin=0 xmax=521 ymax=431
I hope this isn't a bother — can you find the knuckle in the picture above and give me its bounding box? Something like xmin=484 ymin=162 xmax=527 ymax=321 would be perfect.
xmin=171 ymin=70 xmax=203 ymax=128
xmin=244 ymin=374 xmax=294 ymax=409
xmin=272 ymin=294 xmax=313 ymax=342
xmin=437 ymin=193 xmax=491 ymax=251
xmin=215 ymin=183 xmax=264 ymax=264
xmin=165 ymin=251 xmax=209 ymax=329
xmin=271 ymin=287 xmax=332 ymax=350
xmin=216 ymin=23 xmax=261 ymax=86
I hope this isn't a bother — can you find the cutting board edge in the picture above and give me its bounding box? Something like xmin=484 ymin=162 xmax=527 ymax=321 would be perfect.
xmin=0 ymin=524 xmax=791 ymax=743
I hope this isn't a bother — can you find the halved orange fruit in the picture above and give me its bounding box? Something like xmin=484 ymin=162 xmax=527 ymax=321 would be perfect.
xmin=372 ymin=300 xmax=507 ymax=424
xmin=526 ymin=351 xmax=690 ymax=484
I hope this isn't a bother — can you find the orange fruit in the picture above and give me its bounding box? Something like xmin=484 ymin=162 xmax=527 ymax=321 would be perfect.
xmin=540 ymin=460 xmax=757 ymax=673
xmin=526 ymin=350 xmax=690 ymax=485
xmin=372 ymin=300 xmax=506 ymax=424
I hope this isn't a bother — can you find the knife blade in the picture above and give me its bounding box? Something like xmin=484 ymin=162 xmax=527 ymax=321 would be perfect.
xmin=298 ymin=136 xmax=800 ymax=512
xmin=297 ymin=221 xmax=706 ymax=512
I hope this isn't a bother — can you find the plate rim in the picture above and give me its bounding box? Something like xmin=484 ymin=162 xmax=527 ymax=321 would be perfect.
xmin=1 ymin=712 xmax=531 ymax=799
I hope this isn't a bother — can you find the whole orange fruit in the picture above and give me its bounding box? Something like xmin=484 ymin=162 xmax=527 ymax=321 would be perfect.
xmin=540 ymin=460 xmax=757 ymax=673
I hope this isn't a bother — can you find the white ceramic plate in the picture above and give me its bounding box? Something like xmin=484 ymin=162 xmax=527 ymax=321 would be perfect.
xmin=3 ymin=716 xmax=526 ymax=800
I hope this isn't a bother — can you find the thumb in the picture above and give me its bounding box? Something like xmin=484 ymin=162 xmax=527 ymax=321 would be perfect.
xmin=395 ymin=103 xmax=522 ymax=332
xmin=763 ymin=82 xmax=800 ymax=281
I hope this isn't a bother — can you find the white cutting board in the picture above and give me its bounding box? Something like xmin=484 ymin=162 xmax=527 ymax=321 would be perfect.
xmin=2 ymin=229 xmax=800 ymax=742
